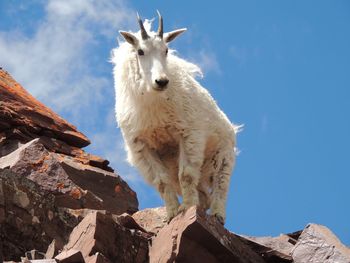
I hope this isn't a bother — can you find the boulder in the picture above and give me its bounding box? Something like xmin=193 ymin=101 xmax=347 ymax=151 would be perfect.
xmin=149 ymin=206 xmax=265 ymax=263
xmin=62 ymin=211 xmax=148 ymax=263
xmin=291 ymin=223 xmax=350 ymax=263
xmin=237 ymin=234 xmax=295 ymax=262
xmin=0 ymin=169 xmax=79 ymax=261
xmin=0 ymin=138 xmax=138 ymax=215
xmin=0 ymin=131 xmax=112 ymax=173
xmin=132 ymin=206 xmax=167 ymax=235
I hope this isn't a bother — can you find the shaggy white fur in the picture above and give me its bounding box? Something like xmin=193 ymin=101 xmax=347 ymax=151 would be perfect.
xmin=111 ymin=16 xmax=239 ymax=224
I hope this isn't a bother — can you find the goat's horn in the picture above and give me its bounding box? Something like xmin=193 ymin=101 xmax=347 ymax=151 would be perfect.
xmin=157 ymin=10 xmax=163 ymax=39
xmin=137 ymin=13 xmax=149 ymax=40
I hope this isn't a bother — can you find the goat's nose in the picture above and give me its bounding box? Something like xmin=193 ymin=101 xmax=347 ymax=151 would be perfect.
xmin=155 ymin=78 xmax=169 ymax=88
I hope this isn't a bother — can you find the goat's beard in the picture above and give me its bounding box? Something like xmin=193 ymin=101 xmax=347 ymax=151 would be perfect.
xmin=136 ymin=79 xmax=150 ymax=94
xmin=137 ymin=78 xmax=151 ymax=93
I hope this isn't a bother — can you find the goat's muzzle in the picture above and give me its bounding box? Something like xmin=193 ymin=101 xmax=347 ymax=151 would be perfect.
xmin=154 ymin=78 xmax=169 ymax=91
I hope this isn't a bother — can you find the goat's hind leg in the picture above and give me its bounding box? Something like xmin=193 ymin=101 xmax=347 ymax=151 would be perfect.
xmin=210 ymin=150 xmax=235 ymax=225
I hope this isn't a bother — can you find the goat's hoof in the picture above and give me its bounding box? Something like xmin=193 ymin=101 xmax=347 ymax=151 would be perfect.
xmin=214 ymin=214 xmax=225 ymax=225
xmin=166 ymin=215 xmax=175 ymax=223
xmin=177 ymin=204 xmax=189 ymax=214
xmin=166 ymin=212 xmax=177 ymax=223
xmin=166 ymin=208 xmax=179 ymax=223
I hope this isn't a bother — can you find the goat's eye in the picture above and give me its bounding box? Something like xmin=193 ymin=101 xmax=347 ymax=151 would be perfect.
xmin=138 ymin=49 xmax=144 ymax=56
xmin=165 ymin=48 xmax=168 ymax=55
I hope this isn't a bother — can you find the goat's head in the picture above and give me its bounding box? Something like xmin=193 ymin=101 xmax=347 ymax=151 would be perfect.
xmin=119 ymin=11 xmax=186 ymax=92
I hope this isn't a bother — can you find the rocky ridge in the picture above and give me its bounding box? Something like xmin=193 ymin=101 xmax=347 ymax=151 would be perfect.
xmin=0 ymin=68 xmax=349 ymax=263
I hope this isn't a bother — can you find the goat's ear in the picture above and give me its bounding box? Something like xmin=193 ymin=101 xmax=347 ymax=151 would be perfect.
xmin=119 ymin=31 xmax=138 ymax=46
xmin=164 ymin=28 xmax=187 ymax=43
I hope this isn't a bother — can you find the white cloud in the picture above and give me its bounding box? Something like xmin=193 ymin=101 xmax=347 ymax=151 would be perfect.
xmin=190 ymin=49 xmax=221 ymax=75
xmin=0 ymin=0 xmax=132 ymax=115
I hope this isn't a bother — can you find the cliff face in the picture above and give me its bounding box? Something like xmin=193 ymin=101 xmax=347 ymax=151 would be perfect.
xmin=0 ymin=69 xmax=138 ymax=261
xmin=0 ymin=68 xmax=349 ymax=263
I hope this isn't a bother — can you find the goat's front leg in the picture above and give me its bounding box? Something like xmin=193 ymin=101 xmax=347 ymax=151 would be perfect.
xmin=126 ymin=139 xmax=180 ymax=221
xmin=157 ymin=181 xmax=180 ymax=221
xmin=210 ymin=148 xmax=235 ymax=225
xmin=178 ymin=132 xmax=205 ymax=213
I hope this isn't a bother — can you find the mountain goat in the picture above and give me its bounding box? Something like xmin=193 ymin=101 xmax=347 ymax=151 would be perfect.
xmin=112 ymin=12 xmax=239 ymax=224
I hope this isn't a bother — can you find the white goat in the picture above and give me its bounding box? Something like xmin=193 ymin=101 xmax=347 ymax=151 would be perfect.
xmin=112 ymin=12 xmax=239 ymax=224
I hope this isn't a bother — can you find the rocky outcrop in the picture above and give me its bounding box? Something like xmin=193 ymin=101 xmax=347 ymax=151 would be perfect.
xmin=0 ymin=169 xmax=79 ymax=259
xmin=0 ymin=69 xmax=138 ymax=261
xmin=52 ymin=206 xmax=349 ymax=263
xmin=0 ymin=70 xmax=89 ymax=148
xmin=1 ymin=69 xmax=349 ymax=263
xmin=0 ymin=138 xmax=137 ymax=214
xmin=57 ymin=211 xmax=149 ymax=263
xmin=148 ymin=206 xmax=265 ymax=263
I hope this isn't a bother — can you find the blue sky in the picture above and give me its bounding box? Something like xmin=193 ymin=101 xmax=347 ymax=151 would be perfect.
xmin=1 ymin=0 xmax=349 ymax=245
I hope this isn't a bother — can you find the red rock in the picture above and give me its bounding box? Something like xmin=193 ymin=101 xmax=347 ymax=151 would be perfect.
xmin=0 ymin=139 xmax=138 ymax=214
xmin=37 ymin=136 xmax=113 ymax=172
xmin=149 ymin=206 xmax=265 ymax=263
xmin=63 ymin=211 xmax=148 ymax=263
xmin=0 ymin=69 xmax=90 ymax=148
xmin=0 ymin=69 xmax=112 ymax=172
xmin=0 ymin=169 xmax=79 ymax=261
xmin=0 ymin=70 xmax=140 ymax=261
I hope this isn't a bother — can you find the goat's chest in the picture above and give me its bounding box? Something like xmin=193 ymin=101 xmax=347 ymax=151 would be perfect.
xmin=134 ymin=105 xmax=182 ymax=157
xmin=138 ymin=126 xmax=179 ymax=155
